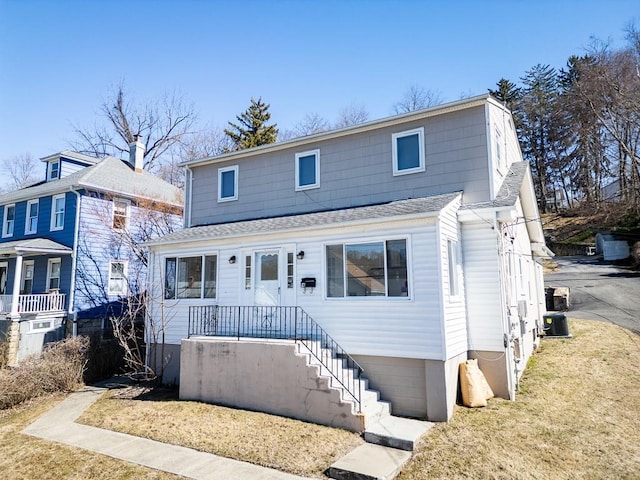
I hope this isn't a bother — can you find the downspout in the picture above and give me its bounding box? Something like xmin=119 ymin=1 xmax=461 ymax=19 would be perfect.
xmin=68 ymin=187 xmax=82 ymax=337
xmin=494 ymin=213 xmax=516 ymax=400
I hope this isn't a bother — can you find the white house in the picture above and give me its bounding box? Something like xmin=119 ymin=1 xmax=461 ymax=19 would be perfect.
xmin=145 ymin=94 xmax=550 ymax=432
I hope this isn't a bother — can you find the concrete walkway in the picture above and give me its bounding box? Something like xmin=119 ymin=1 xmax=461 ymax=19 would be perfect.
xmin=22 ymin=385 xmax=306 ymax=480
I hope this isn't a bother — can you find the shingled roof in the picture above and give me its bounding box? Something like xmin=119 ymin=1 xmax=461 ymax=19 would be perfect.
xmin=146 ymin=192 xmax=461 ymax=247
xmin=0 ymin=156 xmax=183 ymax=206
xmin=461 ymin=161 xmax=528 ymax=211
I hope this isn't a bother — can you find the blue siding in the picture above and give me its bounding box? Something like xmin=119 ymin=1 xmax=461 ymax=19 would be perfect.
xmin=0 ymin=192 xmax=77 ymax=247
xmin=4 ymin=255 xmax=72 ymax=299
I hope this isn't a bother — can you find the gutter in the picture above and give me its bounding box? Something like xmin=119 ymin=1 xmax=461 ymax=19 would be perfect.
xmin=68 ymin=187 xmax=82 ymax=337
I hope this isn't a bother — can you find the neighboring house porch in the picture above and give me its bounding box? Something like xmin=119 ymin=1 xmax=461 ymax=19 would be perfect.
xmin=0 ymin=238 xmax=71 ymax=364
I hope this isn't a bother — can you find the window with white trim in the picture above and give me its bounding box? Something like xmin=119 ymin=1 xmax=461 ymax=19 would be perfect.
xmin=112 ymin=198 xmax=130 ymax=229
xmin=21 ymin=260 xmax=34 ymax=294
xmin=295 ymin=149 xmax=320 ymax=191
xmin=164 ymin=255 xmax=217 ymax=299
xmin=392 ymin=127 xmax=425 ymax=176
xmin=108 ymin=261 xmax=127 ymax=296
xmin=218 ymin=166 xmax=238 ymax=202
xmin=49 ymin=161 xmax=60 ymax=180
xmin=447 ymin=239 xmax=460 ymax=297
xmin=47 ymin=258 xmax=61 ymax=291
xmin=326 ymin=239 xmax=408 ymax=298
xmin=50 ymin=194 xmax=65 ymax=231
xmin=25 ymin=199 xmax=39 ymax=234
xmin=2 ymin=204 xmax=15 ymax=237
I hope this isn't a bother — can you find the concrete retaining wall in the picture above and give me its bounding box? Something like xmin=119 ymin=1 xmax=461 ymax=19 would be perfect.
xmin=179 ymin=338 xmax=365 ymax=432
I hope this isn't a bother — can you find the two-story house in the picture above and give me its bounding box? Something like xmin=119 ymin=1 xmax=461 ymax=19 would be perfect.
xmin=0 ymin=139 xmax=182 ymax=365
xmin=144 ymin=94 xmax=550 ymax=436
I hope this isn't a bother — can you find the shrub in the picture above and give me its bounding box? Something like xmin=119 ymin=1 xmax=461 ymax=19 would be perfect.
xmin=0 ymin=336 xmax=90 ymax=410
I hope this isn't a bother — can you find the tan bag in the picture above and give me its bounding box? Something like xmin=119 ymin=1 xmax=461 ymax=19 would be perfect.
xmin=460 ymin=359 xmax=494 ymax=408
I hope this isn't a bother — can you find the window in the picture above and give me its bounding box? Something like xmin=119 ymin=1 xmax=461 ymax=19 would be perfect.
xmin=113 ymin=198 xmax=130 ymax=229
xmin=25 ymin=199 xmax=39 ymax=234
xmin=2 ymin=204 xmax=15 ymax=237
xmin=326 ymin=239 xmax=408 ymax=298
xmin=47 ymin=258 xmax=62 ymax=291
xmin=21 ymin=260 xmax=34 ymax=294
xmin=287 ymin=252 xmax=294 ymax=288
xmin=495 ymin=128 xmax=504 ymax=169
xmin=295 ymin=149 xmax=320 ymax=191
xmin=447 ymin=240 xmax=460 ymax=297
xmin=218 ymin=166 xmax=238 ymax=202
xmin=245 ymin=255 xmax=252 ymax=289
xmin=164 ymin=255 xmax=217 ymax=299
xmin=392 ymin=127 xmax=425 ymax=176
xmin=49 ymin=161 xmax=60 ymax=180
xmin=50 ymin=194 xmax=65 ymax=231
xmin=108 ymin=261 xmax=127 ymax=296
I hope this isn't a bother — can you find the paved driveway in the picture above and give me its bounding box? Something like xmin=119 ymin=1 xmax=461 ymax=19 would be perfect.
xmin=544 ymin=256 xmax=640 ymax=334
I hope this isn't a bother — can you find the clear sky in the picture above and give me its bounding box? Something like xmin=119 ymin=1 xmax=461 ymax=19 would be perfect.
xmin=0 ymin=0 xmax=638 ymax=166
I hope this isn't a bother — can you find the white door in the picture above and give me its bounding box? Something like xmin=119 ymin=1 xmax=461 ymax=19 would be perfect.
xmin=254 ymin=250 xmax=280 ymax=306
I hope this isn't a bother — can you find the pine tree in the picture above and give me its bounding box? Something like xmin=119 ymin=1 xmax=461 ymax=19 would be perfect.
xmin=224 ymin=97 xmax=278 ymax=151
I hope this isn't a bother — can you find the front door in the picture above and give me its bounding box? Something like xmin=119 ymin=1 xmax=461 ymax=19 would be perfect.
xmin=254 ymin=250 xmax=280 ymax=306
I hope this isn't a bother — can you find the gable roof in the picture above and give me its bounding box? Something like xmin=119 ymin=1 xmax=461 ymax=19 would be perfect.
xmin=146 ymin=192 xmax=461 ymax=247
xmin=0 ymin=156 xmax=183 ymax=207
xmin=183 ymin=94 xmax=508 ymax=168
xmin=40 ymin=151 xmax=100 ymax=165
xmin=0 ymin=238 xmax=72 ymax=256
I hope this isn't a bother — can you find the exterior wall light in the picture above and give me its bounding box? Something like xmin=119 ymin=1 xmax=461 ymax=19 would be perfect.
xmin=228 ymin=255 xmax=236 ymax=264
xmin=296 ymin=251 xmax=305 ymax=260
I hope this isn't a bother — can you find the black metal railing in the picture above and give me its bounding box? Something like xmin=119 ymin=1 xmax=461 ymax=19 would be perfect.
xmin=188 ymin=305 xmax=364 ymax=411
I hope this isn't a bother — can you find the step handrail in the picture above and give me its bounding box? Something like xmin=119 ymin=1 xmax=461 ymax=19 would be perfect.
xmin=188 ymin=305 xmax=364 ymax=411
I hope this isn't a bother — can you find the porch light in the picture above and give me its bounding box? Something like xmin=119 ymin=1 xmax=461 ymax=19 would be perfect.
xmin=228 ymin=255 xmax=236 ymax=264
xmin=296 ymin=251 xmax=305 ymax=260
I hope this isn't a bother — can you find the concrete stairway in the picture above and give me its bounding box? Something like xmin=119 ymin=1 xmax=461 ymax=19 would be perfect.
xmin=298 ymin=342 xmax=433 ymax=452
xmin=298 ymin=342 xmax=433 ymax=479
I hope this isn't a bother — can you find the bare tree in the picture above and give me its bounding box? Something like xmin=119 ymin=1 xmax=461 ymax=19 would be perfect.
xmin=1 ymin=153 xmax=39 ymax=190
xmin=334 ymin=103 xmax=370 ymax=128
xmin=74 ymin=193 xmax=182 ymax=380
xmin=70 ymin=82 xmax=197 ymax=172
xmin=392 ymin=85 xmax=444 ymax=114
xmin=279 ymin=113 xmax=331 ymax=141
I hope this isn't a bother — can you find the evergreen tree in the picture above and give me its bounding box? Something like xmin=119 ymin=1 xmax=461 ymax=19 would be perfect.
xmin=224 ymin=97 xmax=278 ymax=151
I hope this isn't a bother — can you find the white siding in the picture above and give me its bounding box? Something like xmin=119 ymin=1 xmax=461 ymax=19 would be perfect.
xmin=60 ymin=160 xmax=88 ymax=178
xmin=486 ymin=103 xmax=523 ymax=200
xmin=438 ymin=197 xmax=468 ymax=358
xmin=462 ymin=220 xmax=505 ymax=351
xmin=150 ymin=215 xmax=448 ymax=360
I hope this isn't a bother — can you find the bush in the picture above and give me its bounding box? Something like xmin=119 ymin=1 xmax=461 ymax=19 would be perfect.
xmin=0 ymin=336 xmax=90 ymax=410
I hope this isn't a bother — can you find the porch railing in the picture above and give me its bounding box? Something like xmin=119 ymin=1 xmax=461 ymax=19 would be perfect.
xmin=0 ymin=293 xmax=66 ymax=314
xmin=188 ymin=305 xmax=364 ymax=411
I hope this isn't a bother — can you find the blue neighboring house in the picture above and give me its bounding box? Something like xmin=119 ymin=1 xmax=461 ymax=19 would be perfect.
xmin=0 ymin=139 xmax=183 ymax=365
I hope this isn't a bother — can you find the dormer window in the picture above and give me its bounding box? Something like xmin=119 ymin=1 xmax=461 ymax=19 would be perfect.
xmin=49 ymin=161 xmax=60 ymax=181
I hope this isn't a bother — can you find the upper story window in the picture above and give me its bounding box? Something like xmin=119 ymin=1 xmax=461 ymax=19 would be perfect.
xmin=295 ymin=149 xmax=320 ymax=191
xmin=2 ymin=204 xmax=15 ymax=238
xmin=47 ymin=258 xmax=61 ymax=291
xmin=218 ymin=166 xmax=238 ymax=202
xmin=25 ymin=199 xmax=39 ymax=235
xmin=113 ymin=198 xmax=130 ymax=229
xmin=392 ymin=127 xmax=425 ymax=176
xmin=49 ymin=161 xmax=60 ymax=181
xmin=50 ymin=194 xmax=65 ymax=231
xmin=164 ymin=255 xmax=217 ymax=299
xmin=495 ymin=127 xmax=504 ymax=170
xmin=108 ymin=260 xmax=127 ymax=296
xmin=326 ymin=239 xmax=408 ymax=298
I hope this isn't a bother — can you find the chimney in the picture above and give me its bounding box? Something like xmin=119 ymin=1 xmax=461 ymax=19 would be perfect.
xmin=129 ymin=135 xmax=145 ymax=173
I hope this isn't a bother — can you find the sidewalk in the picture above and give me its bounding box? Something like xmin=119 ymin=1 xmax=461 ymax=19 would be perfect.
xmin=22 ymin=385 xmax=306 ymax=480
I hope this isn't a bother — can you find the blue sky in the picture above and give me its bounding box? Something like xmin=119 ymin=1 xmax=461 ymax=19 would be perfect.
xmin=0 ymin=0 xmax=638 ymax=166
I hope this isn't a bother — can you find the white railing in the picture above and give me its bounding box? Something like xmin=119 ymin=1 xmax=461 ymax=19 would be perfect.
xmin=0 ymin=293 xmax=66 ymax=314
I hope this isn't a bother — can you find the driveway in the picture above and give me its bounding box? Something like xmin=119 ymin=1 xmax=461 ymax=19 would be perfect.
xmin=544 ymin=256 xmax=640 ymax=334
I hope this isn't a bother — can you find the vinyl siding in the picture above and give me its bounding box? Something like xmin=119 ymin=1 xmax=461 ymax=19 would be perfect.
xmin=461 ymin=220 xmax=505 ymax=351
xmin=150 ymin=216 xmax=448 ymax=360
xmin=190 ymin=106 xmax=489 ymax=226
xmin=438 ymin=197 xmax=467 ymax=358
